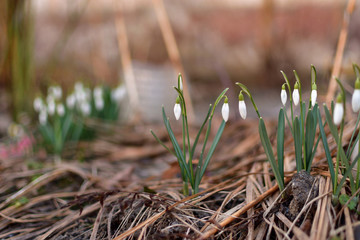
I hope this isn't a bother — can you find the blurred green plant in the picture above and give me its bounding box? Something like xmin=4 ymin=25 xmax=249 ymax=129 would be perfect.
xmin=151 ymin=74 xmax=228 ymax=195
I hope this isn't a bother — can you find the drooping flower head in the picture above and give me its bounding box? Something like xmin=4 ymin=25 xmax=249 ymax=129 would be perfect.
xmin=238 ymin=92 xmax=247 ymax=119
xmin=292 ymin=82 xmax=300 ymax=106
xmin=333 ymin=94 xmax=344 ymax=126
xmin=352 ymin=78 xmax=360 ymax=113
xmin=221 ymin=96 xmax=229 ymax=122
xmin=174 ymin=96 xmax=181 ymax=120
xmin=280 ymin=83 xmax=287 ymax=106
xmin=311 ymin=82 xmax=317 ymax=107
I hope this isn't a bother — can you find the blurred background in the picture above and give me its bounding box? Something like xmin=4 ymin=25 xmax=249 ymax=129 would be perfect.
xmin=1 ymin=0 xmax=360 ymax=129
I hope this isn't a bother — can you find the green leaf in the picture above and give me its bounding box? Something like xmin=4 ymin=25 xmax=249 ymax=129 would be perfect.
xmin=305 ymin=108 xmax=316 ymax=168
xmin=210 ymin=88 xmax=229 ymax=117
xmin=259 ymin=118 xmax=284 ymax=191
xmin=198 ymin=120 xmax=226 ymax=183
xmin=318 ymin=110 xmax=335 ymax=188
xmin=150 ymin=130 xmax=175 ymax=156
xmin=277 ymin=108 xmax=285 ymax=180
xmin=293 ymin=117 xmax=303 ymax=171
xmin=353 ymin=63 xmax=360 ymax=78
xmin=339 ymin=194 xmax=357 ymax=211
xmin=335 ymin=153 xmax=359 ymax=196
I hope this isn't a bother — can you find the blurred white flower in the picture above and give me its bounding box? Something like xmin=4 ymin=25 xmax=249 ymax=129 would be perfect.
xmin=57 ymin=103 xmax=65 ymax=116
xmin=94 ymin=86 xmax=103 ymax=99
xmin=311 ymin=83 xmax=317 ymax=107
xmin=48 ymin=86 xmax=62 ymax=100
xmin=174 ymin=97 xmax=181 ymax=120
xmin=112 ymin=85 xmax=126 ymax=102
xmin=47 ymin=96 xmax=56 ymax=116
xmin=333 ymin=95 xmax=344 ymax=126
xmin=80 ymin=101 xmax=91 ymax=116
xmin=238 ymin=92 xmax=247 ymax=119
xmin=95 ymin=98 xmax=104 ymax=111
xmin=39 ymin=109 xmax=47 ymax=125
xmin=221 ymin=97 xmax=229 ymax=122
xmin=280 ymin=84 xmax=287 ymax=106
xmin=66 ymin=94 xmax=76 ymax=109
xmin=33 ymin=97 xmax=43 ymax=112
xmin=75 ymin=82 xmax=84 ymax=92
xmin=179 ymin=74 xmax=183 ymax=91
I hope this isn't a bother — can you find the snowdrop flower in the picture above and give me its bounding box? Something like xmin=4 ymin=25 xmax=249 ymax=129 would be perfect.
xmin=33 ymin=97 xmax=43 ymax=112
xmin=292 ymin=82 xmax=300 ymax=106
xmin=57 ymin=103 xmax=65 ymax=116
xmin=94 ymin=86 xmax=103 ymax=99
xmin=174 ymin=96 xmax=181 ymax=120
xmin=280 ymin=84 xmax=287 ymax=106
xmin=75 ymin=82 xmax=84 ymax=92
xmin=221 ymin=96 xmax=229 ymax=122
xmin=66 ymin=94 xmax=76 ymax=109
xmin=112 ymin=85 xmax=126 ymax=102
xmin=238 ymin=92 xmax=247 ymax=119
xmin=311 ymin=82 xmax=317 ymax=107
xmin=39 ymin=109 xmax=47 ymax=125
xmin=80 ymin=101 xmax=91 ymax=116
xmin=95 ymin=98 xmax=104 ymax=111
xmin=48 ymin=86 xmax=62 ymax=100
xmin=333 ymin=94 xmax=344 ymax=126
xmin=352 ymin=78 xmax=360 ymax=113
xmin=76 ymin=89 xmax=86 ymax=102
xmin=47 ymin=96 xmax=56 ymax=116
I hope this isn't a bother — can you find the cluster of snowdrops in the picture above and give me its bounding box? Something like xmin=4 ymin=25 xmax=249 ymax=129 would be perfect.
xmin=153 ymin=64 xmax=360 ymax=209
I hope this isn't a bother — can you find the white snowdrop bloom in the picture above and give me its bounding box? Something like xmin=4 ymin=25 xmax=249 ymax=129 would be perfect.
xmin=292 ymin=82 xmax=300 ymax=106
xmin=94 ymin=86 xmax=103 ymax=99
xmin=33 ymin=97 xmax=43 ymax=112
xmin=111 ymin=85 xmax=126 ymax=102
xmin=75 ymin=82 xmax=84 ymax=92
xmin=75 ymin=88 xmax=86 ymax=102
xmin=238 ymin=92 xmax=247 ymax=120
xmin=47 ymin=96 xmax=56 ymax=116
xmin=352 ymin=79 xmax=360 ymax=112
xmin=80 ymin=101 xmax=91 ymax=116
xmin=174 ymin=97 xmax=181 ymax=120
xmin=53 ymin=86 xmax=62 ymax=100
xmin=333 ymin=95 xmax=344 ymax=126
xmin=66 ymin=94 xmax=76 ymax=109
xmin=95 ymin=97 xmax=104 ymax=111
xmin=84 ymin=88 xmax=91 ymax=101
xmin=57 ymin=103 xmax=65 ymax=116
xmin=39 ymin=109 xmax=47 ymax=125
xmin=280 ymin=84 xmax=287 ymax=106
xmin=221 ymin=97 xmax=229 ymax=122
xmin=311 ymin=83 xmax=317 ymax=107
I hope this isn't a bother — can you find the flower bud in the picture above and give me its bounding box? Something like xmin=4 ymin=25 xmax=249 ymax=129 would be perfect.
xmin=174 ymin=96 xmax=181 ymax=120
xmin=280 ymin=84 xmax=287 ymax=106
xmin=352 ymin=78 xmax=360 ymax=112
xmin=39 ymin=109 xmax=47 ymax=125
xmin=57 ymin=104 xmax=65 ymax=116
xmin=292 ymin=82 xmax=300 ymax=106
xmin=311 ymin=82 xmax=317 ymax=107
xmin=238 ymin=92 xmax=247 ymax=119
xmin=221 ymin=96 xmax=229 ymax=122
xmin=33 ymin=97 xmax=43 ymax=112
xmin=333 ymin=94 xmax=344 ymax=126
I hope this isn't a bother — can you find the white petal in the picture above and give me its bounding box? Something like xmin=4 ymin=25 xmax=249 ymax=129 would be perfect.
xmin=239 ymin=100 xmax=247 ymax=119
xmin=352 ymin=89 xmax=360 ymax=112
xmin=47 ymin=99 xmax=56 ymax=116
xmin=281 ymin=89 xmax=287 ymax=106
xmin=311 ymin=89 xmax=317 ymax=107
xmin=39 ymin=110 xmax=47 ymax=125
xmin=95 ymin=98 xmax=104 ymax=110
xmin=174 ymin=103 xmax=181 ymax=120
xmin=221 ymin=103 xmax=229 ymax=122
xmin=333 ymin=102 xmax=344 ymax=126
xmin=292 ymin=89 xmax=299 ymax=106
xmin=66 ymin=94 xmax=76 ymax=109
xmin=57 ymin=104 xmax=65 ymax=116
xmin=33 ymin=97 xmax=43 ymax=112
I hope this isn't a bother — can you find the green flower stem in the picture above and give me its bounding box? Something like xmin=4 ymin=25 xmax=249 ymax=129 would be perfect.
xmin=235 ymin=83 xmax=261 ymax=118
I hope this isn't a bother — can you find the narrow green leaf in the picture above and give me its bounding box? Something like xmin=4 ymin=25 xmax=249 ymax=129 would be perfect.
xmin=305 ymin=109 xmax=316 ymax=167
xmin=199 ymin=120 xmax=226 ymax=182
xmin=293 ymin=117 xmax=303 ymax=171
xmin=210 ymin=88 xmax=229 ymax=117
xmin=259 ymin=118 xmax=284 ymax=191
xmin=346 ymin=113 xmax=360 ymax=157
xmin=353 ymin=63 xmax=360 ymax=79
xmin=335 ymin=152 xmax=359 ymax=196
xmin=150 ymin=130 xmax=176 ymax=156
xmin=318 ymin=110 xmax=336 ymax=188
xmin=277 ymin=108 xmax=285 ymax=180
